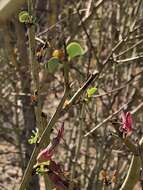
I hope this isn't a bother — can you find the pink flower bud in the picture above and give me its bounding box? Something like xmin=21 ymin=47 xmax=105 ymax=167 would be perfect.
xmin=120 ymin=111 xmax=133 ymax=134
xmin=37 ymin=123 xmax=64 ymax=163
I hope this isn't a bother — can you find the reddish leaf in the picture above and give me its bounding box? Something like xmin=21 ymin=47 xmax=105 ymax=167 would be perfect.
xmin=37 ymin=123 xmax=64 ymax=163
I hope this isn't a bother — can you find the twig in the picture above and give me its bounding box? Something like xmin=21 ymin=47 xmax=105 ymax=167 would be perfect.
xmin=74 ymin=3 xmax=100 ymax=67
xmin=84 ymin=102 xmax=129 ymax=137
xmin=115 ymin=39 xmax=143 ymax=58
xmin=62 ymin=70 xmax=99 ymax=114
xmin=37 ymin=9 xmax=88 ymax=37
xmin=69 ymin=103 xmax=85 ymax=189
xmin=37 ymin=0 xmax=106 ymax=38
xmin=116 ymin=54 xmax=143 ymax=64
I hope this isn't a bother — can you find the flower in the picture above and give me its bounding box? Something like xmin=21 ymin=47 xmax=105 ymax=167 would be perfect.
xmin=120 ymin=111 xmax=133 ymax=134
xmin=37 ymin=123 xmax=64 ymax=163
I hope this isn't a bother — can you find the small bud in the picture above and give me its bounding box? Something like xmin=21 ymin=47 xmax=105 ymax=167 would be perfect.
xmin=52 ymin=49 xmax=64 ymax=60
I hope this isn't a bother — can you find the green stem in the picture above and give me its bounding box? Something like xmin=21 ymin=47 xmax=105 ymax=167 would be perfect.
xmin=120 ymin=155 xmax=141 ymax=190
xmin=27 ymin=0 xmax=42 ymax=133
xmin=28 ymin=0 xmax=39 ymax=90
xmin=28 ymin=0 xmax=50 ymax=189
xmin=119 ymin=137 xmax=143 ymax=190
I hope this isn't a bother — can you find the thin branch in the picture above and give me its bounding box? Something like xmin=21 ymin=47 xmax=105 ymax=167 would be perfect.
xmin=115 ymin=39 xmax=143 ymax=58
xmin=84 ymin=102 xmax=129 ymax=137
xmin=116 ymin=54 xmax=143 ymax=64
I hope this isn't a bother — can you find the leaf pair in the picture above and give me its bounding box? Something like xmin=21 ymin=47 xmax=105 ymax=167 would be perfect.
xmin=46 ymin=42 xmax=85 ymax=74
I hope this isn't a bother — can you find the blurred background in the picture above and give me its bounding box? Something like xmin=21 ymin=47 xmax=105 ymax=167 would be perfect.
xmin=0 ymin=0 xmax=143 ymax=190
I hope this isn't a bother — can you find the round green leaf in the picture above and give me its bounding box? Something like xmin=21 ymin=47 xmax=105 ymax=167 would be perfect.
xmin=45 ymin=57 xmax=60 ymax=74
xmin=66 ymin=42 xmax=85 ymax=59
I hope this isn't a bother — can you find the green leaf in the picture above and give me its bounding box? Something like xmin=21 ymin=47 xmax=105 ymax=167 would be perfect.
xmin=66 ymin=42 xmax=85 ymax=59
xmin=87 ymin=87 xmax=97 ymax=98
xmin=19 ymin=11 xmax=30 ymax=23
xmin=33 ymin=161 xmax=50 ymax=175
xmin=45 ymin=57 xmax=60 ymax=74
xmin=28 ymin=128 xmax=39 ymax=144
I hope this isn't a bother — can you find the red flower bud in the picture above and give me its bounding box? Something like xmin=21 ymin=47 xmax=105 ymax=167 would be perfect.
xmin=37 ymin=123 xmax=64 ymax=163
xmin=120 ymin=111 xmax=133 ymax=134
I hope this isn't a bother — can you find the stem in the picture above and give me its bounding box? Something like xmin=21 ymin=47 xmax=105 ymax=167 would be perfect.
xmin=28 ymin=0 xmax=51 ymax=189
xmin=15 ymin=87 xmax=25 ymax=172
xmin=63 ymin=40 xmax=70 ymax=90
xmin=119 ymin=155 xmax=141 ymax=190
xmin=70 ymin=103 xmax=85 ymax=189
xmin=28 ymin=0 xmax=39 ymax=90
xmin=27 ymin=0 xmax=42 ymax=133
xmin=84 ymin=131 xmax=89 ymax=187
xmin=62 ymin=70 xmax=99 ymax=114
